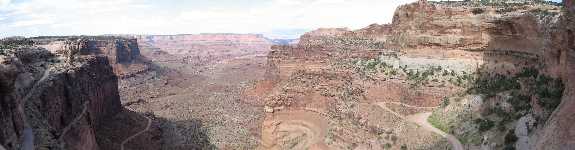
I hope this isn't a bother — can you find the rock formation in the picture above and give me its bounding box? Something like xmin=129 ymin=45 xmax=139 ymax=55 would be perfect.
xmin=0 ymin=37 xmax=156 ymax=150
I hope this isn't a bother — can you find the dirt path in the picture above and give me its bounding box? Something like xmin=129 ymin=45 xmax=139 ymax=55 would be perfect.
xmin=261 ymin=110 xmax=329 ymax=150
xmin=383 ymin=102 xmax=439 ymax=109
xmin=375 ymin=102 xmax=463 ymax=150
xmin=120 ymin=114 xmax=152 ymax=150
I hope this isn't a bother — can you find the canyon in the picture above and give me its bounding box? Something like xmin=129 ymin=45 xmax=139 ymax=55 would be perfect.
xmin=1 ymin=0 xmax=574 ymax=150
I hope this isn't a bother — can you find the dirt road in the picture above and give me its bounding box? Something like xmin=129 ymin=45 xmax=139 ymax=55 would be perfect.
xmin=376 ymin=102 xmax=463 ymax=150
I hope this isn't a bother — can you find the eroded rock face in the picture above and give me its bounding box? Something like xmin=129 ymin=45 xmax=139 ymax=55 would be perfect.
xmin=33 ymin=37 xmax=146 ymax=77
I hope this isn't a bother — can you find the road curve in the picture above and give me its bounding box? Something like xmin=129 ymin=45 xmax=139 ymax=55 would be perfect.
xmin=406 ymin=112 xmax=464 ymax=150
xmin=120 ymin=115 xmax=152 ymax=150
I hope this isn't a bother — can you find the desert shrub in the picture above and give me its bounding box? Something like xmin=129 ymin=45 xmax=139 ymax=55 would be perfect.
xmin=475 ymin=118 xmax=495 ymax=132
xmin=442 ymin=70 xmax=449 ymax=76
xmin=390 ymin=70 xmax=398 ymax=76
xmin=472 ymin=8 xmax=485 ymax=14
xmin=384 ymin=143 xmax=392 ymax=149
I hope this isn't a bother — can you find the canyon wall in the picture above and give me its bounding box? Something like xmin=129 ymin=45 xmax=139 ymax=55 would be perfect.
xmin=0 ymin=37 xmax=137 ymax=150
xmin=535 ymin=8 xmax=575 ymax=149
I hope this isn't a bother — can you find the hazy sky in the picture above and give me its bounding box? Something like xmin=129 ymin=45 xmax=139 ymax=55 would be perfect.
xmin=0 ymin=0 xmax=563 ymax=38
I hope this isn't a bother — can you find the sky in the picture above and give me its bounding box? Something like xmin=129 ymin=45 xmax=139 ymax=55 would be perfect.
xmin=0 ymin=0 xmax=564 ymax=39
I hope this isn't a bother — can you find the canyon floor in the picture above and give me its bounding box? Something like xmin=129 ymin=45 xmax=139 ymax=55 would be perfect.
xmin=119 ymin=49 xmax=269 ymax=149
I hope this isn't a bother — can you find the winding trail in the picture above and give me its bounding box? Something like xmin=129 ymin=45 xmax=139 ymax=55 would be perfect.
xmin=57 ymin=102 xmax=90 ymax=143
xmin=120 ymin=114 xmax=152 ymax=150
xmin=384 ymin=102 xmax=439 ymax=109
xmin=375 ymin=102 xmax=463 ymax=150
xmin=407 ymin=113 xmax=464 ymax=150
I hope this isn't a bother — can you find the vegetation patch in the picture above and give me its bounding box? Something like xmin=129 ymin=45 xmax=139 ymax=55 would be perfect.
xmin=351 ymin=57 xmax=474 ymax=88
xmin=428 ymin=112 xmax=451 ymax=133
